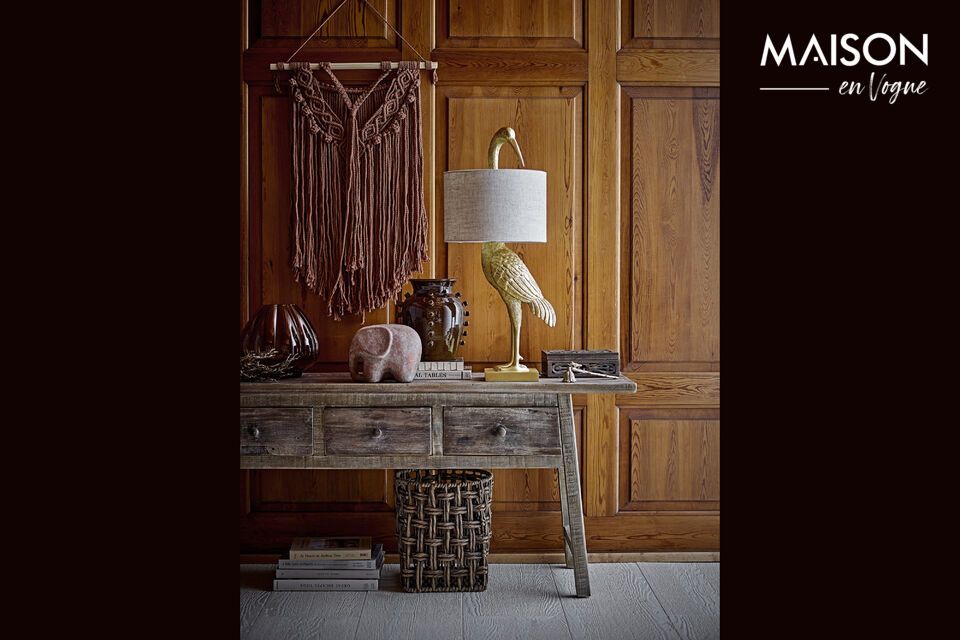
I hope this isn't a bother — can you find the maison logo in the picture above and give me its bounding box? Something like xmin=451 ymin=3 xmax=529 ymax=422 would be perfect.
xmin=760 ymin=33 xmax=929 ymax=103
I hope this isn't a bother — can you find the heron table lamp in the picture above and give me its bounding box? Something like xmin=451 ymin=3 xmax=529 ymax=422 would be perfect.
xmin=443 ymin=127 xmax=555 ymax=382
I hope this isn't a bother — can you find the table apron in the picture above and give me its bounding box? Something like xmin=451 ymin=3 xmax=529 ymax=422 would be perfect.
xmin=240 ymin=392 xmax=561 ymax=408
xmin=240 ymin=454 xmax=565 ymax=469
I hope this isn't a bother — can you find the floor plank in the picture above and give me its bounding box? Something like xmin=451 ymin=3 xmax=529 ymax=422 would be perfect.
xmin=638 ymin=563 xmax=719 ymax=640
xmin=240 ymin=565 xmax=273 ymax=634
xmin=697 ymin=563 xmax=720 ymax=593
xmin=239 ymin=562 xmax=720 ymax=640
xmin=552 ymin=563 xmax=681 ymax=640
xmin=463 ymin=564 xmax=571 ymax=640
xmin=242 ymin=563 xmax=367 ymax=640
xmin=355 ymin=565 xmax=464 ymax=640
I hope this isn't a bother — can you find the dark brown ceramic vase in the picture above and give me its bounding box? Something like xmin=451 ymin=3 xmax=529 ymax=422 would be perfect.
xmin=240 ymin=304 xmax=319 ymax=380
xmin=396 ymin=279 xmax=469 ymax=361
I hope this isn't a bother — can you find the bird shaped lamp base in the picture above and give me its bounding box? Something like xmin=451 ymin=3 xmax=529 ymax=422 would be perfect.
xmin=471 ymin=127 xmax=556 ymax=385
xmin=479 ymin=241 xmax=556 ymax=384
xmin=484 ymin=367 xmax=541 ymax=382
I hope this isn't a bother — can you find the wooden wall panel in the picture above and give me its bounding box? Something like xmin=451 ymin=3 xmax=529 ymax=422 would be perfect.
xmin=439 ymin=86 xmax=583 ymax=369
xmin=583 ymin=0 xmax=620 ymax=522
xmin=621 ymin=87 xmax=719 ymax=370
xmin=619 ymin=409 xmax=719 ymax=511
xmin=440 ymin=0 xmax=583 ymax=48
xmin=252 ymin=470 xmax=393 ymax=511
xmin=623 ymin=0 xmax=720 ymax=48
xmin=636 ymin=0 xmax=719 ymax=38
xmin=256 ymin=0 xmax=398 ymax=47
xmin=241 ymin=511 xmax=720 ymax=553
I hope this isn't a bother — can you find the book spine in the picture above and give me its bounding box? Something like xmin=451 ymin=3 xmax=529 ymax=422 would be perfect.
xmin=275 ymin=568 xmax=381 ymax=580
xmin=414 ymin=370 xmax=468 ymax=380
xmin=273 ymin=579 xmax=378 ymax=591
xmin=417 ymin=361 xmax=464 ymax=371
xmin=278 ymin=558 xmax=380 ymax=569
xmin=289 ymin=550 xmax=371 ymax=560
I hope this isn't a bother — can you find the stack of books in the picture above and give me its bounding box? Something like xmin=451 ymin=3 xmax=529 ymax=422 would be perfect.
xmin=414 ymin=359 xmax=472 ymax=380
xmin=273 ymin=537 xmax=384 ymax=591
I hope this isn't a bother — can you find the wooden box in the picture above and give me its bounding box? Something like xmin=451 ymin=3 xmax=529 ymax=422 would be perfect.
xmin=541 ymin=349 xmax=620 ymax=378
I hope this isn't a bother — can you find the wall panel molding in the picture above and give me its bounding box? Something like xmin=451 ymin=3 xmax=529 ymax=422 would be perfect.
xmin=240 ymin=511 xmax=720 ymax=552
xmin=622 ymin=0 xmax=720 ymax=50
xmin=431 ymin=50 xmax=588 ymax=83
xmin=437 ymin=85 xmax=584 ymax=369
xmin=251 ymin=0 xmax=400 ymax=49
xmin=619 ymin=86 xmax=719 ymax=371
xmin=439 ymin=0 xmax=583 ymax=49
xmin=617 ymin=49 xmax=720 ymax=84
xmin=618 ymin=408 xmax=720 ymax=512
xmin=617 ymin=372 xmax=720 ymax=407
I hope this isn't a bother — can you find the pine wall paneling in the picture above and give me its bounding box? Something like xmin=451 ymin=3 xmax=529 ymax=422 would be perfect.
xmin=440 ymin=0 xmax=582 ymax=48
xmin=258 ymin=0 xmax=398 ymax=47
xmin=622 ymin=0 xmax=720 ymax=49
xmin=241 ymin=0 xmax=720 ymax=556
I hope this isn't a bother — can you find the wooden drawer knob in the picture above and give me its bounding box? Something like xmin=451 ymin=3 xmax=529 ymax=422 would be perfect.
xmin=494 ymin=425 xmax=508 ymax=438
xmin=247 ymin=425 xmax=261 ymax=439
xmin=371 ymin=427 xmax=384 ymax=438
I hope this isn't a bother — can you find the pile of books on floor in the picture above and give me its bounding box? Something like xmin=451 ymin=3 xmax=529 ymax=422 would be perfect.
xmin=414 ymin=358 xmax=472 ymax=380
xmin=273 ymin=536 xmax=384 ymax=591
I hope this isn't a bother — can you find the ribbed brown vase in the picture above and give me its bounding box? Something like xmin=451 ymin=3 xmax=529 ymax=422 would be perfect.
xmin=396 ymin=279 xmax=468 ymax=361
xmin=240 ymin=304 xmax=319 ymax=381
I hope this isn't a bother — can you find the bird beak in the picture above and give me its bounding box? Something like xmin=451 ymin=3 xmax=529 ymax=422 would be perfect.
xmin=508 ymin=137 xmax=525 ymax=168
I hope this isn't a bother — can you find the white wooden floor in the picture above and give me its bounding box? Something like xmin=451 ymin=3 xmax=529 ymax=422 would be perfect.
xmin=241 ymin=562 xmax=719 ymax=640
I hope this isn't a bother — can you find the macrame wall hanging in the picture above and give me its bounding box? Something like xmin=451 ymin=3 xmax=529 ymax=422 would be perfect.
xmin=271 ymin=0 xmax=438 ymax=319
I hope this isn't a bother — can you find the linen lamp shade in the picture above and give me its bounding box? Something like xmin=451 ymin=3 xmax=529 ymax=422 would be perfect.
xmin=443 ymin=169 xmax=547 ymax=243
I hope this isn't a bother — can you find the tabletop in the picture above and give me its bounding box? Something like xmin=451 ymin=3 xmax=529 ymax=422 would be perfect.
xmin=240 ymin=372 xmax=637 ymax=395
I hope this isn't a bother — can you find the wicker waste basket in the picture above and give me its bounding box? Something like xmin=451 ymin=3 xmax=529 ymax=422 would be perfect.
xmin=394 ymin=469 xmax=493 ymax=592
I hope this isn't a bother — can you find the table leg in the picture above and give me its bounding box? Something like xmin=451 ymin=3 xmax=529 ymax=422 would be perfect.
xmin=558 ymin=463 xmax=575 ymax=569
xmin=558 ymin=393 xmax=590 ymax=597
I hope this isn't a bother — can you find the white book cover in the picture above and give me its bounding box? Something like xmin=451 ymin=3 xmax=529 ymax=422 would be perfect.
xmin=278 ymin=546 xmax=383 ymax=569
xmin=273 ymin=579 xmax=378 ymax=591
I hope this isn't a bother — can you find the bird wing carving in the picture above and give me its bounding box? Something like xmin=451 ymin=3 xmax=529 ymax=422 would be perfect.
xmin=489 ymin=250 xmax=557 ymax=327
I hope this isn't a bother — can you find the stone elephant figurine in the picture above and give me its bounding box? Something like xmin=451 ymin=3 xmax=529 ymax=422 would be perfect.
xmin=349 ymin=324 xmax=422 ymax=383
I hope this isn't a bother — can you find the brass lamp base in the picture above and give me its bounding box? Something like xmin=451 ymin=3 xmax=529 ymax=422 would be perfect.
xmin=484 ymin=367 xmax=541 ymax=382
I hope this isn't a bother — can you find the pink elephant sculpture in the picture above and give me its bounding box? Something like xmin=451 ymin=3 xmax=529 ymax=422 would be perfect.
xmin=349 ymin=324 xmax=422 ymax=383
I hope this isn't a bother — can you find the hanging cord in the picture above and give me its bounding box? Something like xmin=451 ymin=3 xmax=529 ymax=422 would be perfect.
xmin=284 ymin=0 xmax=350 ymax=64
xmin=359 ymin=0 xmax=436 ymax=83
xmin=281 ymin=0 xmax=437 ymax=84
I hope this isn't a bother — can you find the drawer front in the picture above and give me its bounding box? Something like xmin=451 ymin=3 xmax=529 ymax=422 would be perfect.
xmin=443 ymin=407 xmax=561 ymax=455
xmin=323 ymin=407 xmax=432 ymax=455
xmin=240 ymin=408 xmax=313 ymax=456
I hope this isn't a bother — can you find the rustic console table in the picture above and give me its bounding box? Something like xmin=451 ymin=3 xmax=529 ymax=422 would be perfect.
xmin=240 ymin=372 xmax=637 ymax=597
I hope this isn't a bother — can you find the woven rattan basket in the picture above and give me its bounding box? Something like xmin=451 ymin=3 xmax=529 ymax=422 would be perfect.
xmin=394 ymin=469 xmax=493 ymax=592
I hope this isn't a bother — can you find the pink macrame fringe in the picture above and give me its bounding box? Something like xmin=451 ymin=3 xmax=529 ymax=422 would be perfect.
xmin=288 ymin=62 xmax=428 ymax=319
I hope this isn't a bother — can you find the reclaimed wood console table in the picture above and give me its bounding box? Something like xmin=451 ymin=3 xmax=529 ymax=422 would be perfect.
xmin=240 ymin=372 xmax=637 ymax=597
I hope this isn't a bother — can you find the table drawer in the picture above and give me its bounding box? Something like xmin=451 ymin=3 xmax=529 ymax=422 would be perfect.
xmin=323 ymin=407 xmax=432 ymax=455
xmin=240 ymin=408 xmax=313 ymax=456
xmin=443 ymin=407 xmax=561 ymax=455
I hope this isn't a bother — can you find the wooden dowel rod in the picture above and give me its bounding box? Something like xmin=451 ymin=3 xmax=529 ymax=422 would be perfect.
xmin=270 ymin=62 xmax=437 ymax=71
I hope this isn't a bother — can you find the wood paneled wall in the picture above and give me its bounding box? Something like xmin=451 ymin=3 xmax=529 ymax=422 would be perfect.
xmin=241 ymin=0 xmax=719 ymax=556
